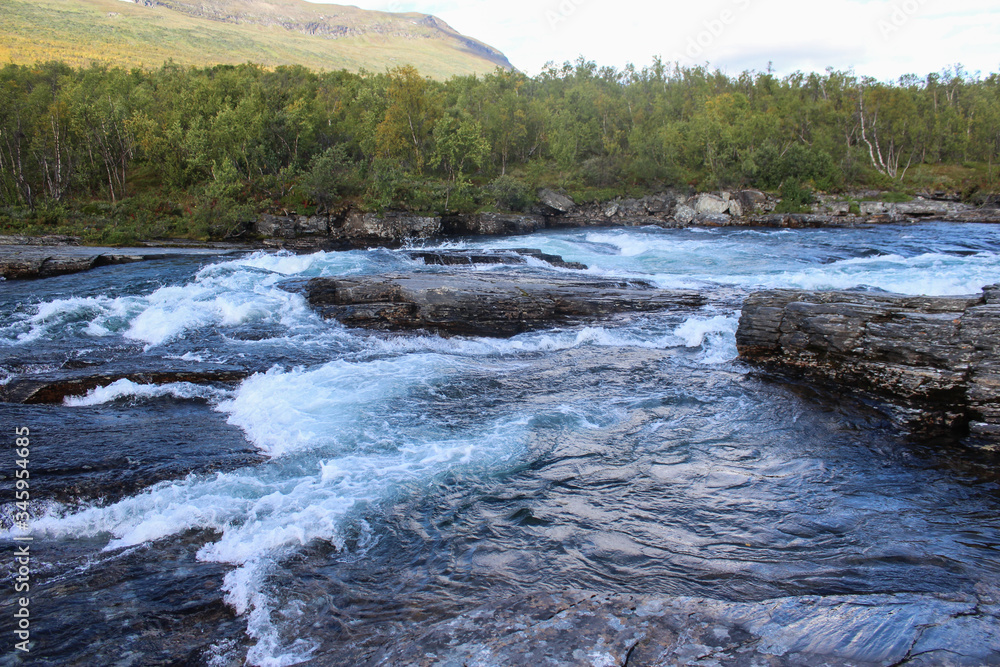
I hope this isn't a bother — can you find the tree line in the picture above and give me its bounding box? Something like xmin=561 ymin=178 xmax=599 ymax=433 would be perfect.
xmin=1 ymin=58 xmax=998 ymax=239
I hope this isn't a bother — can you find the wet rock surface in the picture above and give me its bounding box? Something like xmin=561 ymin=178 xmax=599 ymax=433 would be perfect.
xmin=362 ymin=590 xmax=1000 ymax=666
xmin=300 ymin=272 xmax=704 ymax=337
xmin=736 ymin=285 xmax=1000 ymax=445
xmin=407 ymin=247 xmax=586 ymax=270
xmin=0 ymin=363 xmax=249 ymax=404
xmin=0 ymin=243 xmax=247 ymax=279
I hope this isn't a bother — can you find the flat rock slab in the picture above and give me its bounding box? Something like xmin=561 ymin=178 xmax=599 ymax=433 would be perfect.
xmin=0 ymin=365 xmax=249 ymax=404
xmin=302 ymin=272 xmax=704 ymax=337
xmin=407 ymin=248 xmax=587 ymax=270
xmin=0 ymin=244 xmax=249 ymax=279
xmin=737 ymin=284 xmax=1000 ymax=445
xmin=362 ymin=590 xmax=1000 ymax=666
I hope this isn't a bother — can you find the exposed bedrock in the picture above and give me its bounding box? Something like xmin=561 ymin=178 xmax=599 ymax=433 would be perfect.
xmin=300 ymin=272 xmax=704 ymax=337
xmin=406 ymin=248 xmax=586 ymax=270
xmin=0 ymin=242 xmax=249 ymax=280
xmin=736 ymin=285 xmax=1000 ymax=444
xmin=363 ymin=590 xmax=1000 ymax=667
xmin=0 ymin=365 xmax=249 ymax=404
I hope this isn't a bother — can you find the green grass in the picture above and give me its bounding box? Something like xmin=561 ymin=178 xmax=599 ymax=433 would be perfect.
xmin=0 ymin=0 xmax=509 ymax=79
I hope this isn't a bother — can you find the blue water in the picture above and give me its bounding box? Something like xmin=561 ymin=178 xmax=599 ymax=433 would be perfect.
xmin=1 ymin=223 xmax=999 ymax=665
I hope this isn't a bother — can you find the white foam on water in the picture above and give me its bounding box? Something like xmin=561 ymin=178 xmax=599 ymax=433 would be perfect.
xmin=584 ymin=230 xmax=710 ymax=257
xmin=217 ymin=355 xmax=467 ymax=458
xmin=762 ymin=251 xmax=1000 ymax=296
xmin=0 ymin=251 xmax=361 ymax=349
xmin=63 ymin=379 xmax=232 ymax=406
xmin=28 ymin=352 xmax=529 ymax=665
xmin=444 ymin=227 xmax=1000 ymax=298
xmin=10 ymin=295 xmax=142 ymax=344
xmin=673 ymin=314 xmax=740 ymax=364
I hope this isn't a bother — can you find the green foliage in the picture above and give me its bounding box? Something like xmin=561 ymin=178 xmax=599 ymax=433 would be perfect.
xmin=487 ymin=175 xmax=532 ymax=212
xmin=300 ymin=145 xmax=359 ymax=211
xmin=1 ymin=58 xmax=999 ymax=242
xmin=774 ymin=180 xmax=815 ymax=214
xmin=746 ymin=143 xmax=837 ymax=191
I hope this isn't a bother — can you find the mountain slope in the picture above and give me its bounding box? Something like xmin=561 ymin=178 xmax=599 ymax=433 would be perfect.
xmin=0 ymin=0 xmax=513 ymax=79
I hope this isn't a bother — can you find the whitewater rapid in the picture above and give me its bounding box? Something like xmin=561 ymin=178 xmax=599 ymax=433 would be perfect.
xmin=3 ymin=223 xmax=1000 ymax=665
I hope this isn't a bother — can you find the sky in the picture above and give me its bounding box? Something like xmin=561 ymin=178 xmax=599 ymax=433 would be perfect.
xmin=325 ymin=0 xmax=1000 ymax=80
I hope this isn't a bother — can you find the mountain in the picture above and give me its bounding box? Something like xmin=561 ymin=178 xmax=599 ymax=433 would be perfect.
xmin=0 ymin=0 xmax=514 ymax=79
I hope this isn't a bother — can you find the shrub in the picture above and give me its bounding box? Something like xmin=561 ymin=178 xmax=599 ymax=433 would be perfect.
xmin=486 ymin=175 xmax=532 ymax=212
xmin=774 ymin=180 xmax=814 ymax=214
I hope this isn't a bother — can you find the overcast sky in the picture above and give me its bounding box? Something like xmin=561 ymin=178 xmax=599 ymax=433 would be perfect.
xmin=327 ymin=0 xmax=1000 ymax=80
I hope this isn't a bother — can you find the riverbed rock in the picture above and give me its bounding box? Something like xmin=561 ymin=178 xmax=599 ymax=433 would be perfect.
xmin=736 ymin=285 xmax=1000 ymax=445
xmin=301 ymin=273 xmax=704 ymax=337
xmin=364 ymin=590 xmax=1000 ymax=667
xmin=0 ymin=366 xmax=250 ymax=404
xmin=407 ymin=248 xmax=586 ymax=270
xmin=0 ymin=245 xmax=244 ymax=280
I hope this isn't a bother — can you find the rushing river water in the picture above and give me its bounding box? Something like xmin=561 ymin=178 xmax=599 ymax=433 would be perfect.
xmin=2 ymin=223 xmax=1000 ymax=665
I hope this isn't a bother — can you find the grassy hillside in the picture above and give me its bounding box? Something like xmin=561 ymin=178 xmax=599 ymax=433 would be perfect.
xmin=0 ymin=0 xmax=513 ymax=79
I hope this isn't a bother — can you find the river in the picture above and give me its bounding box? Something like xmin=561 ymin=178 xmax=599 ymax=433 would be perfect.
xmin=2 ymin=222 xmax=999 ymax=665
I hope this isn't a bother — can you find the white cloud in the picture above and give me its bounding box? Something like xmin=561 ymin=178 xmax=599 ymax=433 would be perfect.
xmin=319 ymin=0 xmax=1000 ymax=78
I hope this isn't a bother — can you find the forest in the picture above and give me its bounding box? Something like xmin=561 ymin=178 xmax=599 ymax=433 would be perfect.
xmin=1 ymin=58 xmax=999 ymax=242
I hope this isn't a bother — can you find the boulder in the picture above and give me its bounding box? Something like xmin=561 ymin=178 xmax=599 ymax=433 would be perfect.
xmin=736 ymin=285 xmax=1000 ymax=445
xmin=300 ymin=273 xmax=704 ymax=337
xmin=255 ymin=214 xmax=297 ymax=238
xmin=295 ymin=215 xmax=329 ymax=235
xmin=694 ymin=212 xmax=732 ymax=226
xmin=338 ymin=211 xmax=441 ymax=246
xmin=441 ymin=213 xmax=546 ymax=236
xmin=694 ymin=193 xmax=728 ymax=215
xmin=537 ymin=188 xmax=576 ymax=213
xmin=859 ymin=201 xmax=894 ymax=217
xmin=726 ymin=197 xmax=744 ymax=218
xmin=731 ymin=189 xmax=771 ymax=214
xmin=673 ymin=205 xmax=696 ymax=225
xmin=644 ymin=192 xmax=675 ymax=214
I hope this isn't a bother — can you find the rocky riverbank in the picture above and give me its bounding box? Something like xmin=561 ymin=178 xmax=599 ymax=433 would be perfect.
xmin=0 ymin=237 xmax=252 ymax=279
xmin=736 ymin=284 xmax=1000 ymax=447
xmin=255 ymin=188 xmax=1000 ymax=249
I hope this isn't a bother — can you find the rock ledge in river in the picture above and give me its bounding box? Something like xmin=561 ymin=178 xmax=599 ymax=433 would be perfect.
xmin=301 ymin=272 xmax=703 ymax=337
xmin=736 ymin=285 xmax=1000 ymax=445
xmin=363 ymin=590 xmax=1000 ymax=667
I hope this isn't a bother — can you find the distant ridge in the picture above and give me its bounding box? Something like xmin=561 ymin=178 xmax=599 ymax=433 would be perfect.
xmin=0 ymin=0 xmax=514 ymax=78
